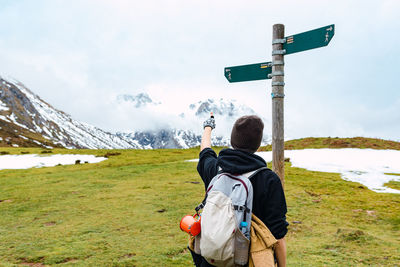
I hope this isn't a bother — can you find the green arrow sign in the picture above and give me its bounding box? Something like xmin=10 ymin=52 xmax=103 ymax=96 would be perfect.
xmin=224 ymin=62 xmax=272 ymax=83
xmin=284 ymin=24 xmax=334 ymax=55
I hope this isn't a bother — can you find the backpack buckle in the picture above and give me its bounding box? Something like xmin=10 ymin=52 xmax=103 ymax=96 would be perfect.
xmin=233 ymin=205 xmax=249 ymax=212
xmin=195 ymin=202 xmax=205 ymax=213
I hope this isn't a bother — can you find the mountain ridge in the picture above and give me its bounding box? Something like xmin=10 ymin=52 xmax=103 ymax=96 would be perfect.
xmin=0 ymin=77 xmax=139 ymax=149
xmin=0 ymin=77 xmax=254 ymax=149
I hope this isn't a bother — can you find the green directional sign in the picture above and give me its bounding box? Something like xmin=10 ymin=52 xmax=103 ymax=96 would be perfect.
xmin=284 ymin=24 xmax=334 ymax=55
xmin=224 ymin=62 xmax=272 ymax=83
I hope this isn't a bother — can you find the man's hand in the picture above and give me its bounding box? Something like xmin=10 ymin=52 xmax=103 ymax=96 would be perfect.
xmin=275 ymin=238 xmax=286 ymax=267
xmin=200 ymin=113 xmax=214 ymax=151
xmin=203 ymin=112 xmax=216 ymax=130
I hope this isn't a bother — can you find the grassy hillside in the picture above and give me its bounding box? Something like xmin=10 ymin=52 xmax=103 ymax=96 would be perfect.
xmin=260 ymin=137 xmax=400 ymax=151
xmin=0 ymin=120 xmax=61 ymax=149
xmin=0 ymin=140 xmax=399 ymax=266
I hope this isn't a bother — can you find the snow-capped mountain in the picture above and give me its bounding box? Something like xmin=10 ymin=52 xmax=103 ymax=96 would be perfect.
xmin=116 ymin=94 xmax=268 ymax=148
xmin=117 ymin=129 xmax=229 ymax=149
xmin=0 ymin=77 xmax=138 ymax=149
xmin=0 ymin=76 xmax=266 ymax=149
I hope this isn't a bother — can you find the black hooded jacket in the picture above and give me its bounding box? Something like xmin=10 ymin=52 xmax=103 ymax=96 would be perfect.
xmin=197 ymin=148 xmax=288 ymax=240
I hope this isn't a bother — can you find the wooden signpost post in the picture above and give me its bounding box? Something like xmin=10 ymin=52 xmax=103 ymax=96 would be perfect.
xmin=224 ymin=24 xmax=335 ymax=187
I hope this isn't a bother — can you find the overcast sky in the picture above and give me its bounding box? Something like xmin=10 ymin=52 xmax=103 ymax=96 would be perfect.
xmin=1 ymin=0 xmax=399 ymax=140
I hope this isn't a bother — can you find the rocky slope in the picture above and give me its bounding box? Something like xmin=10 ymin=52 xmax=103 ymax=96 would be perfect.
xmin=0 ymin=77 xmax=138 ymax=149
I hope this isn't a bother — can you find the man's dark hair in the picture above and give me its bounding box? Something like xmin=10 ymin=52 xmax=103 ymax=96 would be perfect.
xmin=230 ymin=115 xmax=264 ymax=153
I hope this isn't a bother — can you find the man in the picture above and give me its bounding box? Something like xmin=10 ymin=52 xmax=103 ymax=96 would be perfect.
xmin=191 ymin=113 xmax=288 ymax=267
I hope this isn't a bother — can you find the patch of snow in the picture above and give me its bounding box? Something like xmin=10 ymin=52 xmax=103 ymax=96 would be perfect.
xmin=0 ymin=99 xmax=9 ymax=111
xmin=41 ymin=126 xmax=53 ymax=137
xmin=19 ymin=135 xmax=29 ymax=140
xmin=187 ymin=148 xmax=400 ymax=194
xmin=0 ymin=154 xmax=107 ymax=170
xmin=255 ymin=149 xmax=400 ymax=194
xmin=32 ymin=139 xmax=43 ymax=146
xmin=31 ymin=120 xmax=42 ymax=133
xmin=0 ymin=115 xmax=10 ymax=122
xmin=8 ymin=113 xmax=29 ymax=130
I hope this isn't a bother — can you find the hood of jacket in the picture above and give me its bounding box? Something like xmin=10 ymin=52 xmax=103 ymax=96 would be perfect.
xmin=216 ymin=148 xmax=267 ymax=174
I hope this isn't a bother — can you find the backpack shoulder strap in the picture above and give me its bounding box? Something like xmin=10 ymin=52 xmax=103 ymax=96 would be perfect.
xmin=195 ymin=169 xmax=224 ymax=213
xmin=243 ymin=166 xmax=269 ymax=180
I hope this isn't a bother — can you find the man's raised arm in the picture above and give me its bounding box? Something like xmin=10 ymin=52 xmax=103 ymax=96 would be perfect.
xmin=200 ymin=112 xmax=215 ymax=151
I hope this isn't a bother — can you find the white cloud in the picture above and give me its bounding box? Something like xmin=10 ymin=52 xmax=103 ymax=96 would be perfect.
xmin=0 ymin=0 xmax=399 ymax=140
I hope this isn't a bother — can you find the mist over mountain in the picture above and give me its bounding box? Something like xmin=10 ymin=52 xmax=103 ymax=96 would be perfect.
xmin=113 ymin=92 xmax=269 ymax=148
xmin=115 ymin=93 xmax=267 ymax=135
xmin=0 ymin=76 xmax=267 ymax=149
xmin=116 ymin=93 xmax=161 ymax=108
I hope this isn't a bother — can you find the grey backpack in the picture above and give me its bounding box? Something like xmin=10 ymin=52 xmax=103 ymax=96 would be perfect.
xmin=195 ymin=167 xmax=268 ymax=267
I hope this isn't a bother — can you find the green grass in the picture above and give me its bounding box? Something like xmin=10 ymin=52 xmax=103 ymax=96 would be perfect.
xmin=0 ymin=145 xmax=399 ymax=266
xmin=259 ymin=137 xmax=400 ymax=151
xmin=383 ymin=173 xmax=400 ymax=190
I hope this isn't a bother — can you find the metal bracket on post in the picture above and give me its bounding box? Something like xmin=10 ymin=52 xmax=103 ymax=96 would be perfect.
xmin=272 ymin=38 xmax=286 ymax=44
xmin=272 ymin=60 xmax=284 ymax=66
xmin=272 ymin=49 xmax=286 ymax=55
xmin=271 ymin=93 xmax=285 ymax=99
xmin=268 ymin=71 xmax=284 ymax=78
xmin=261 ymin=62 xmax=272 ymax=68
xmin=272 ymin=81 xmax=285 ymax=86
